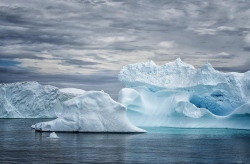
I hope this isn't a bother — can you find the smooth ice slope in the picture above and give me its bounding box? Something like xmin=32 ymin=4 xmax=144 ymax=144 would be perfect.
xmin=118 ymin=59 xmax=250 ymax=129
xmin=0 ymin=82 xmax=77 ymax=118
xmin=35 ymin=91 xmax=146 ymax=133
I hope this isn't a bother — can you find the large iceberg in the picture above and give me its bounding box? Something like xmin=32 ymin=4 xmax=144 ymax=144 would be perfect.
xmin=118 ymin=59 xmax=250 ymax=129
xmin=35 ymin=91 xmax=146 ymax=133
xmin=0 ymin=82 xmax=78 ymax=118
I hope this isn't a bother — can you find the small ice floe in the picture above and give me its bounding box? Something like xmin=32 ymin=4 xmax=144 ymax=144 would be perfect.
xmin=47 ymin=132 xmax=59 ymax=139
xmin=31 ymin=125 xmax=35 ymax=129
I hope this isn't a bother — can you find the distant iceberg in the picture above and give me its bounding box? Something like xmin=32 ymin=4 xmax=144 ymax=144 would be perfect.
xmin=0 ymin=82 xmax=77 ymax=118
xmin=118 ymin=59 xmax=250 ymax=129
xmin=35 ymin=91 xmax=146 ymax=133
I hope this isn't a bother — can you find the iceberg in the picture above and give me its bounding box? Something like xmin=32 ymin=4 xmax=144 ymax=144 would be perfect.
xmin=118 ymin=59 xmax=250 ymax=129
xmin=0 ymin=82 xmax=77 ymax=118
xmin=35 ymin=91 xmax=146 ymax=133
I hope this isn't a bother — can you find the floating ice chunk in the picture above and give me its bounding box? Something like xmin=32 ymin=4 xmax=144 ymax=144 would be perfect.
xmin=47 ymin=132 xmax=59 ymax=139
xmin=35 ymin=91 xmax=146 ymax=133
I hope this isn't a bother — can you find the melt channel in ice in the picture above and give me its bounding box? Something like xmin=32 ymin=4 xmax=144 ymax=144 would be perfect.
xmin=35 ymin=91 xmax=146 ymax=133
xmin=118 ymin=58 xmax=250 ymax=129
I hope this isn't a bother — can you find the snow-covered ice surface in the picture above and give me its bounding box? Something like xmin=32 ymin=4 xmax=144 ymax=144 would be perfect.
xmin=35 ymin=91 xmax=146 ymax=133
xmin=118 ymin=59 xmax=250 ymax=129
xmin=47 ymin=132 xmax=59 ymax=138
xmin=0 ymin=82 xmax=77 ymax=118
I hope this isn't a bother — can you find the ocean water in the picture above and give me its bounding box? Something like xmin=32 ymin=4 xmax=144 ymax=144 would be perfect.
xmin=0 ymin=119 xmax=250 ymax=163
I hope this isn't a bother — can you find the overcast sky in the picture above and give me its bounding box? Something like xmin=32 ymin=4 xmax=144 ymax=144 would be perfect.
xmin=0 ymin=0 xmax=250 ymax=99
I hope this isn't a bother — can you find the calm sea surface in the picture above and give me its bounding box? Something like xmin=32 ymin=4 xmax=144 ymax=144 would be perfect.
xmin=0 ymin=119 xmax=250 ymax=163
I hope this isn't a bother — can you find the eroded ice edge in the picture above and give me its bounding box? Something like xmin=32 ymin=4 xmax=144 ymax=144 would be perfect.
xmin=35 ymin=91 xmax=146 ymax=133
xmin=118 ymin=58 xmax=250 ymax=129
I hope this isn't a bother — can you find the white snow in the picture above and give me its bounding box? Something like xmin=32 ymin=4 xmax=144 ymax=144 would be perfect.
xmin=118 ymin=58 xmax=247 ymax=90
xmin=59 ymin=88 xmax=85 ymax=95
xmin=47 ymin=132 xmax=59 ymax=138
xmin=0 ymin=81 xmax=77 ymax=118
xmin=35 ymin=91 xmax=146 ymax=133
xmin=118 ymin=59 xmax=250 ymax=129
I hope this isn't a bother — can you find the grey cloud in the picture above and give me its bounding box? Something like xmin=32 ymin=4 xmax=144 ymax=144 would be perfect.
xmin=0 ymin=52 xmax=44 ymax=60
xmin=84 ymin=54 xmax=107 ymax=61
xmin=215 ymin=53 xmax=236 ymax=59
xmin=215 ymin=65 xmax=250 ymax=73
xmin=62 ymin=59 xmax=100 ymax=67
xmin=0 ymin=0 xmax=250 ymax=95
xmin=243 ymin=46 xmax=250 ymax=51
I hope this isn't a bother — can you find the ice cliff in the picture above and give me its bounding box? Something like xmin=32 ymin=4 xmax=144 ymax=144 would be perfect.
xmin=35 ymin=91 xmax=146 ymax=133
xmin=118 ymin=58 xmax=250 ymax=129
xmin=0 ymin=82 xmax=77 ymax=118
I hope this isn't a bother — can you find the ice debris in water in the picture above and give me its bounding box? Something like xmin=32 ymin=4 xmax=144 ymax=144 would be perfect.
xmin=48 ymin=132 xmax=59 ymax=139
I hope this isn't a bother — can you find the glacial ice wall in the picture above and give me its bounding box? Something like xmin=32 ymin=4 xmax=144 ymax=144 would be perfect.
xmin=118 ymin=59 xmax=250 ymax=129
xmin=0 ymin=82 xmax=77 ymax=118
xmin=35 ymin=91 xmax=146 ymax=133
